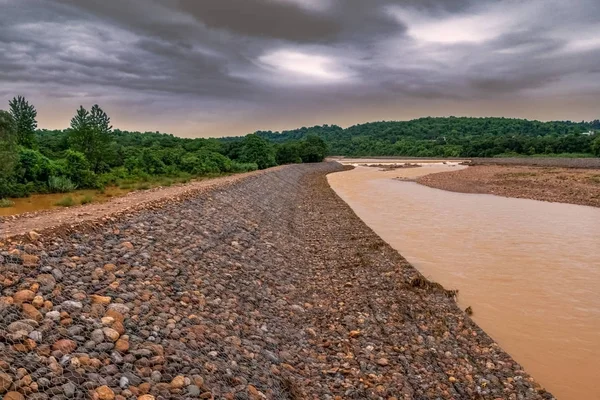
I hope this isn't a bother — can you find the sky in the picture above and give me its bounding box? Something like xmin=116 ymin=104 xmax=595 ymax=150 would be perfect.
xmin=0 ymin=0 xmax=599 ymax=138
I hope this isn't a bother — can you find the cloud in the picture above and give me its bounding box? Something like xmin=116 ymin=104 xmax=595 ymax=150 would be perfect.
xmin=0 ymin=0 xmax=598 ymax=137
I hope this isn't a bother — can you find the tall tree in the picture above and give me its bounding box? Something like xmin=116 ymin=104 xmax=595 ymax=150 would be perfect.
xmin=68 ymin=104 xmax=113 ymax=172
xmin=0 ymin=110 xmax=17 ymax=180
xmin=9 ymin=96 xmax=37 ymax=148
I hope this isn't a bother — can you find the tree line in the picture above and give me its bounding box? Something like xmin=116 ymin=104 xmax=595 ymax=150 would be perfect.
xmin=254 ymin=118 xmax=600 ymax=158
xmin=0 ymin=97 xmax=327 ymax=200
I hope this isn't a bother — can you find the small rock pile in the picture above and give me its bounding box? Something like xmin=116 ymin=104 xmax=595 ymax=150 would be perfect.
xmin=0 ymin=163 xmax=554 ymax=399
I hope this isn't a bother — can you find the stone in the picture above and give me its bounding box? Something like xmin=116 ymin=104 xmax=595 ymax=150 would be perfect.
xmin=13 ymin=290 xmax=35 ymax=304
xmin=95 ymin=385 xmax=115 ymax=400
xmin=63 ymin=382 xmax=76 ymax=398
xmin=7 ymin=321 xmax=34 ymax=334
xmin=103 ymin=327 xmax=120 ymax=342
xmin=28 ymin=231 xmax=41 ymax=241
xmin=115 ymin=339 xmax=129 ymax=352
xmin=91 ymin=295 xmax=112 ymax=305
xmin=91 ymin=329 xmax=105 ymax=344
xmin=187 ymin=385 xmax=201 ymax=396
xmin=377 ymin=358 xmax=389 ymax=366
xmin=0 ymin=372 xmax=13 ymax=393
xmin=171 ymin=375 xmax=185 ymax=389
xmin=32 ymin=295 xmax=44 ymax=308
xmin=45 ymin=310 xmax=60 ymax=321
xmin=52 ymin=339 xmax=77 ymax=354
xmin=137 ymin=396 xmax=155 ymax=400
xmin=21 ymin=254 xmax=39 ymax=267
xmin=3 ymin=392 xmax=24 ymax=400
xmin=121 ymin=242 xmax=134 ymax=249
xmin=21 ymin=303 xmax=42 ymax=321
xmin=107 ymin=303 xmax=130 ymax=315
xmin=36 ymin=274 xmax=56 ymax=292
xmin=61 ymin=301 xmax=83 ymax=311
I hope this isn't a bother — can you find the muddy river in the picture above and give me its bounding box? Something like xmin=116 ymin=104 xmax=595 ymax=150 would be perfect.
xmin=328 ymin=163 xmax=600 ymax=400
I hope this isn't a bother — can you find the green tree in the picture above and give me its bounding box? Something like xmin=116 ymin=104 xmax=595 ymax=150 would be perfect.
xmin=300 ymin=135 xmax=328 ymax=163
xmin=9 ymin=96 xmax=37 ymax=148
xmin=276 ymin=142 xmax=302 ymax=164
xmin=240 ymin=134 xmax=276 ymax=170
xmin=68 ymin=105 xmax=113 ymax=172
xmin=592 ymin=136 xmax=600 ymax=157
xmin=0 ymin=110 xmax=17 ymax=180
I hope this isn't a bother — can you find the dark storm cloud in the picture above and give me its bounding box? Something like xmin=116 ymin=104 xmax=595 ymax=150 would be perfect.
xmin=0 ymin=0 xmax=599 ymax=136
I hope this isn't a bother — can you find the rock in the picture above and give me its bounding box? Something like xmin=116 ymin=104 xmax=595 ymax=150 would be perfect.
xmin=52 ymin=339 xmax=77 ymax=353
xmin=103 ymin=327 xmax=120 ymax=342
xmin=62 ymin=382 xmax=76 ymax=398
xmin=3 ymin=392 xmax=24 ymax=400
xmin=13 ymin=290 xmax=35 ymax=304
xmin=119 ymin=376 xmax=129 ymax=389
xmin=36 ymin=274 xmax=56 ymax=292
xmin=171 ymin=375 xmax=185 ymax=389
xmin=21 ymin=303 xmax=42 ymax=321
xmin=107 ymin=303 xmax=130 ymax=315
xmin=61 ymin=301 xmax=83 ymax=311
xmin=21 ymin=254 xmax=39 ymax=267
xmin=121 ymin=242 xmax=134 ymax=250
xmin=187 ymin=385 xmax=201 ymax=396
xmin=45 ymin=310 xmax=60 ymax=321
xmin=115 ymin=339 xmax=129 ymax=352
xmin=29 ymin=331 xmax=43 ymax=342
xmin=95 ymin=385 xmax=115 ymax=400
xmin=7 ymin=321 xmax=34 ymax=334
xmin=91 ymin=329 xmax=105 ymax=344
xmin=137 ymin=396 xmax=155 ymax=400
xmin=32 ymin=295 xmax=44 ymax=308
xmin=0 ymin=372 xmax=13 ymax=393
xmin=91 ymin=295 xmax=112 ymax=305
xmin=377 ymin=358 xmax=389 ymax=366
xmin=28 ymin=231 xmax=41 ymax=241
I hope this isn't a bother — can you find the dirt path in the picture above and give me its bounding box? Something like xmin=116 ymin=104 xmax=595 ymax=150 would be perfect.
xmin=418 ymin=165 xmax=600 ymax=208
xmin=0 ymin=168 xmax=281 ymax=240
xmin=0 ymin=163 xmax=553 ymax=399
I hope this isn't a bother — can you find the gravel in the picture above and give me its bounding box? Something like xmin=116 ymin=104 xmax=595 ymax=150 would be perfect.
xmin=0 ymin=163 xmax=554 ymax=399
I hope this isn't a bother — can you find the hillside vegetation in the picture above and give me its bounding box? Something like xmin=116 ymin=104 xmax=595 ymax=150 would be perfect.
xmin=252 ymin=117 xmax=600 ymax=158
xmin=0 ymin=97 xmax=327 ymax=199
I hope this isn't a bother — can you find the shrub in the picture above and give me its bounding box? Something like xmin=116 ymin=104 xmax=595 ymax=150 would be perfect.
xmin=48 ymin=176 xmax=77 ymax=193
xmin=231 ymin=162 xmax=259 ymax=172
xmin=80 ymin=195 xmax=94 ymax=205
xmin=55 ymin=196 xmax=75 ymax=207
xmin=64 ymin=149 xmax=99 ymax=188
xmin=0 ymin=198 xmax=14 ymax=208
xmin=136 ymin=182 xmax=151 ymax=190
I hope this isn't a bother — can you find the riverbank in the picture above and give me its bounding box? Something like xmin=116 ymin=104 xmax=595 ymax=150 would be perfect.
xmin=0 ymin=163 xmax=552 ymax=399
xmin=417 ymin=165 xmax=600 ymax=208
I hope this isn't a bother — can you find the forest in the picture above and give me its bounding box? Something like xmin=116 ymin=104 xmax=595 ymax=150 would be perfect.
xmin=254 ymin=118 xmax=600 ymax=158
xmin=0 ymin=97 xmax=327 ymax=201
xmin=1 ymin=95 xmax=599 ymax=203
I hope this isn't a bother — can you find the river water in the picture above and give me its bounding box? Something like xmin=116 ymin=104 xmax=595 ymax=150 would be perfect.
xmin=328 ymin=163 xmax=600 ymax=400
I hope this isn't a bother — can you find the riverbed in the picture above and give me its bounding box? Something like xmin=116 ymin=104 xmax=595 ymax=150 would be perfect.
xmin=328 ymin=164 xmax=600 ymax=400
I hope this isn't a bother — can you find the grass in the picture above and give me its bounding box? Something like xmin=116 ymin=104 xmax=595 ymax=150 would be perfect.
xmin=0 ymin=198 xmax=15 ymax=208
xmin=136 ymin=182 xmax=151 ymax=190
xmin=55 ymin=196 xmax=75 ymax=207
xmin=48 ymin=176 xmax=77 ymax=193
xmin=588 ymin=175 xmax=600 ymax=184
xmin=80 ymin=195 xmax=94 ymax=205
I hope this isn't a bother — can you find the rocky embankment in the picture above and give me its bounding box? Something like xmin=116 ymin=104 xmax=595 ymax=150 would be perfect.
xmin=0 ymin=163 xmax=554 ymax=399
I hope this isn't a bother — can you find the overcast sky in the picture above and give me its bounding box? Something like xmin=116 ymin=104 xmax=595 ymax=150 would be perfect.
xmin=1 ymin=0 xmax=599 ymax=137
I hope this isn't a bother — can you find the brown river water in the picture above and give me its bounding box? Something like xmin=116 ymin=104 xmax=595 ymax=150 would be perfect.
xmin=328 ymin=163 xmax=600 ymax=400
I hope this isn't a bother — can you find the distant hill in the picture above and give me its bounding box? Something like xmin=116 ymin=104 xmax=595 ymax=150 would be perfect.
xmin=235 ymin=117 xmax=600 ymax=157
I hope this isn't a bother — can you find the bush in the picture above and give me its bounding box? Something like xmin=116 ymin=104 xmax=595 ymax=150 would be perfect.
xmin=64 ymin=149 xmax=99 ymax=188
xmin=0 ymin=198 xmax=14 ymax=208
xmin=231 ymin=162 xmax=259 ymax=172
xmin=80 ymin=195 xmax=94 ymax=205
xmin=48 ymin=176 xmax=77 ymax=193
xmin=55 ymin=196 xmax=75 ymax=207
